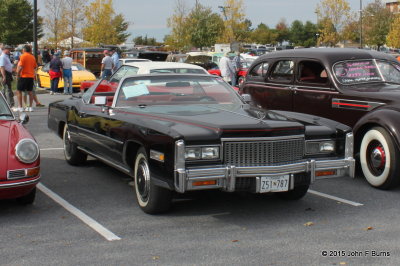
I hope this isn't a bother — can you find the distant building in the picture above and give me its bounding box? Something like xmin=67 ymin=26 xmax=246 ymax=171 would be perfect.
xmin=384 ymin=0 xmax=399 ymax=13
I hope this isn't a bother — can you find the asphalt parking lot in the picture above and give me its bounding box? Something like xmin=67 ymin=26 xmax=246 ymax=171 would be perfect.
xmin=2 ymin=93 xmax=400 ymax=266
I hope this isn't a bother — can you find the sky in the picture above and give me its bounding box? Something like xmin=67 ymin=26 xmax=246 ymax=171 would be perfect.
xmin=38 ymin=0 xmax=376 ymax=42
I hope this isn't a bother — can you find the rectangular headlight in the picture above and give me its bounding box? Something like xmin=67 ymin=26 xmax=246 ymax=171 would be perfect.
xmin=306 ymin=140 xmax=335 ymax=154
xmin=185 ymin=146 xmax=220 ymax=160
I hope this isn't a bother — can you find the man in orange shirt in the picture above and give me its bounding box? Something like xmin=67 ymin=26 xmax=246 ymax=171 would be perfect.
xmin=16 ymin=45 xmax=37 ymax=112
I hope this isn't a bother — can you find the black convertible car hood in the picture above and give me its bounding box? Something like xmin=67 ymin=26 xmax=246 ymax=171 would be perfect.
xmin=114 ymin=104 xmax=340 ymax=141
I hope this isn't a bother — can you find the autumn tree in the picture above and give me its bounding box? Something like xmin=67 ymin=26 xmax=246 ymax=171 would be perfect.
xmin=62 ymin=0 xmax=86 ymax=48
xmin=363 ymin=0 xmax=393 ymax=50
xmin=387 ymin=14 xmax=400 ymax=48
xmin=186 ymin=1 xmax=224 ymax=49
xmin=315 ymin=0 xmax=352 ymax=46
xmin=342 ymin=18 xmax=359 ymax=44
xmin=82 ymin=0 xmax=130 ymax=45
xmin=165 ymin=0 xmax=191 ymax=51
xmin=45 ymin=0 xmax=66 ymax=48
xmin=218 ymin=0 xmax=248 ymax=43
xmin=275 ymin=19 xmax=290 ymax=45
xmin=0 ymin=0 xmax=44 ymax=45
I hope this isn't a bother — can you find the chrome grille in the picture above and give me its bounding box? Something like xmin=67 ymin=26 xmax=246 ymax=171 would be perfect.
xmin=7 ymin=169 xmax=26 ymax=180
xmin=223 ymin=138 xmax=304 ymax=166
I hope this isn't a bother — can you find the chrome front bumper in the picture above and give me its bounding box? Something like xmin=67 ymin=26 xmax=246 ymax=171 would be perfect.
xmin=174 ymin=133 xmax=355 ymax=193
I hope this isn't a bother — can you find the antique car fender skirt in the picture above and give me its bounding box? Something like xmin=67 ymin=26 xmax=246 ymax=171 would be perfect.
xmin=353 ymin=108 xmax=400 ymax=150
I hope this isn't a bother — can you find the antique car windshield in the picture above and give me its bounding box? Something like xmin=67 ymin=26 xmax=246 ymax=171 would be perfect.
xmin=334 ymin=59 xmax=400 ymax=85
xmin=115 ymin=76 xmax=241 ymax=107
xmin=0 ymin=95 xmax=13 ymax=120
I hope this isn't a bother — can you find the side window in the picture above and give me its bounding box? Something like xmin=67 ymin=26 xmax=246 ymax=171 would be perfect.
xmin=268 ymin=60 xmax=294 ymax=82
xmin=249 ymin=62 xmax=269 ymax=77
xmin=298 ymin=60 xmax=328 ymax=85
xmin=109 ymin=66 xmax=138 ymax=83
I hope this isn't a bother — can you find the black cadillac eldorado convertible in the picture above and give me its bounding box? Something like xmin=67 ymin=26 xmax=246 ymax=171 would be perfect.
xmin=48 ymin=74 xmax=355 ymax=214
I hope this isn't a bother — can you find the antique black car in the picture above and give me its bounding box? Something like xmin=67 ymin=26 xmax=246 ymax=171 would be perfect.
xmin=241 ymin=48 xmax=400 ymax=189
xmin=48 ymin=74 xmax=355 ymax=214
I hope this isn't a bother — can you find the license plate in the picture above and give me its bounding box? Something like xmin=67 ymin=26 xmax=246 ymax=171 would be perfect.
xmin=259 ymin=175 xmax=290 ymax=193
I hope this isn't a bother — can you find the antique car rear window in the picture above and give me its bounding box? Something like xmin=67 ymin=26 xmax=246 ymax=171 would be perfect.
xmin=149 ymin=68 xmax=207 ymax=74
xmin=333 ymin=60 xmax=400 ymax=85
xmin=115 ymin=76 xmax=241 ymax=107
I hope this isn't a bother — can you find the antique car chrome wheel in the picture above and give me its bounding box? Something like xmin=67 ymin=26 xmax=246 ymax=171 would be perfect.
xmin=134 ymin=148 xmax=172 ymax=214
xmin=360 ymin=127 xmax=400 ymax=189
xmin=63 ymin=124 xmax=87 ymax=165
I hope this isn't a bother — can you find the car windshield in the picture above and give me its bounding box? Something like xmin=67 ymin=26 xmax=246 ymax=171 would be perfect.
xmin=334 ymin=59 xmax=400 ymax=85
xmin=0 ymin=95 xmax=13 ymax=120
xmin=149 ymin=68 xmax=207 ymax=74
xmin=115 ymin=75 xmax=241 ymax=107
xmin=71 ymin=63 xmax=85 ymax=71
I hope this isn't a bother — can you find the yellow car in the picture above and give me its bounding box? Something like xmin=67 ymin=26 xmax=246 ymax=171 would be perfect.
xmin=37 ymin=62 xmax=96 ymax=92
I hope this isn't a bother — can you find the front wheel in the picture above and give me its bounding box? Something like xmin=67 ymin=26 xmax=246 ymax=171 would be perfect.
xmin=360 ymin=127 xmax=400 ymax=189
xmin=134 ymin=148 xmax=172 ymax=214
xmin=16 ymin=188 xmax=36 ymax=205
xmin=277 ymin=184 xmax=309 ymax=200
xmin=63 ymin=124 xmax=87 ymax=165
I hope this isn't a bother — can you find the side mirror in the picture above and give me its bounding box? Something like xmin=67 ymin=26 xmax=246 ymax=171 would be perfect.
xmin=19 ymin=113 xmax=29 ymax=124
xmin=94 ymin=96 xmax=107 ymax=106
xmin=241 ymin=94 xmax=253 ymax=104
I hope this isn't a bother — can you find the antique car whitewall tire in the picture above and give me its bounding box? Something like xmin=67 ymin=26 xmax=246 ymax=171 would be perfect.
xmin=16 ymin=188 xmax=36 ymax=205
xmin=134 ymin=148 xmax=172 ymax=214
xmin=277 ymin=184 xmax=309 ymax=200
xmin=63 ymin=124 xmax=87 ymax=165
xmin=360 ymin=127 xmax=400 ymax=189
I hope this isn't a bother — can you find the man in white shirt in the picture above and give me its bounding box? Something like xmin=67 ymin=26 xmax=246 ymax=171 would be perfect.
xmin=101 ymin=50 xmax=114 ymax=79
xmin=0 ymin=45 xmax=14 ymax=107
xmin=219 ymin=52 xmax=235 ymax=85
xmin=62 ymin=51 xmax=73 ymax=94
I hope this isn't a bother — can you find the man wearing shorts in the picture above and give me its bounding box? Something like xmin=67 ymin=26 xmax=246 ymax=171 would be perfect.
xmin=16 ymin=45 xmax=37 ymax=112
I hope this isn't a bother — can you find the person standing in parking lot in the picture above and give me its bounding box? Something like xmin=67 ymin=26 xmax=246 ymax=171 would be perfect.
xmin=16 ymin=45 xmax=37 ymax=112
xmin=111 ymin=48 xmax=120 ymax=73
xmin=232 ymin=52 xmax=242 ymax=87
xmin=0 ymin=45 xmax=15 ymax=107
xmin=219 ymin=52 xmax=235 ymax=85
xmin=101 ymin=50 xmax=113 ymax=79
xmin=62 ymin=51 xmax=73 ymax=94
xmin=49 ymin=51 xmax=63 ymax=95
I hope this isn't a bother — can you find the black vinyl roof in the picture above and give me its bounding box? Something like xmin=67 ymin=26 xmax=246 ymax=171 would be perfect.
xmin=255 ymin=48 xmax=397 ymax=65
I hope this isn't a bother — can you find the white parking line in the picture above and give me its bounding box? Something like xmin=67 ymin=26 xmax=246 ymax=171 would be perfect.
xmin=40 ymin=148 xmax=63 ymax=151
xmin=37 ymin=183 xmax=121 ymax=241
xmin=308 ymin=189 xmax=364 ymax=207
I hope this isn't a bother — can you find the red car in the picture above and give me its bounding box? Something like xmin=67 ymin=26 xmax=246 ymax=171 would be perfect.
xmin=0 ymin=94 xmax=40 ymax=204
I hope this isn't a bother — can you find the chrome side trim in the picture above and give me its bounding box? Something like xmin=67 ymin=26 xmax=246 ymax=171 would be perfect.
xmin=77 ymin=146 xmax=131 ymax=174
xmin=345 ymin=132 xmax=355 ymax=178
xmin=71 ymin=124 xmax=124 ymax=145
xmin=0 ymin=176 xmax=40 ymax=188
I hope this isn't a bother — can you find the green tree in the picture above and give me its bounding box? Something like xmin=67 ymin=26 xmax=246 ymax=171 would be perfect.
xmin=363 ymin=0 xmax=393 ymax=50
xmin=275 ymin=19 xmax=289 ymax=45
xmin=186 ymin=2 xmax=224 ymax=49
xmin=166 ymin=0 xmax=191 ymax=51
xmin=302 ymin=21 xmax=318 ymax=47
xmin=316 ymin=0 xmax=352 ymax=46
xmin=82 ymin=0 xmax=129 ymax=45
xmin=289 ymin=20 xmax=304 ymax=46
xmin=0 ymin=0 xmax=43 ymax=45
xmin=112 ymin=14 xmax=130 ymax=44
xmin=387 ymin=14 xmax=400 ymax=48
xmin=250 ymin=23 xmax=277 ymax=45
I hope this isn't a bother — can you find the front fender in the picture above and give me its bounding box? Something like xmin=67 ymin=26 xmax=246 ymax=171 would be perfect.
xmin=353 ymin=107 xmax=400 ymax=150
